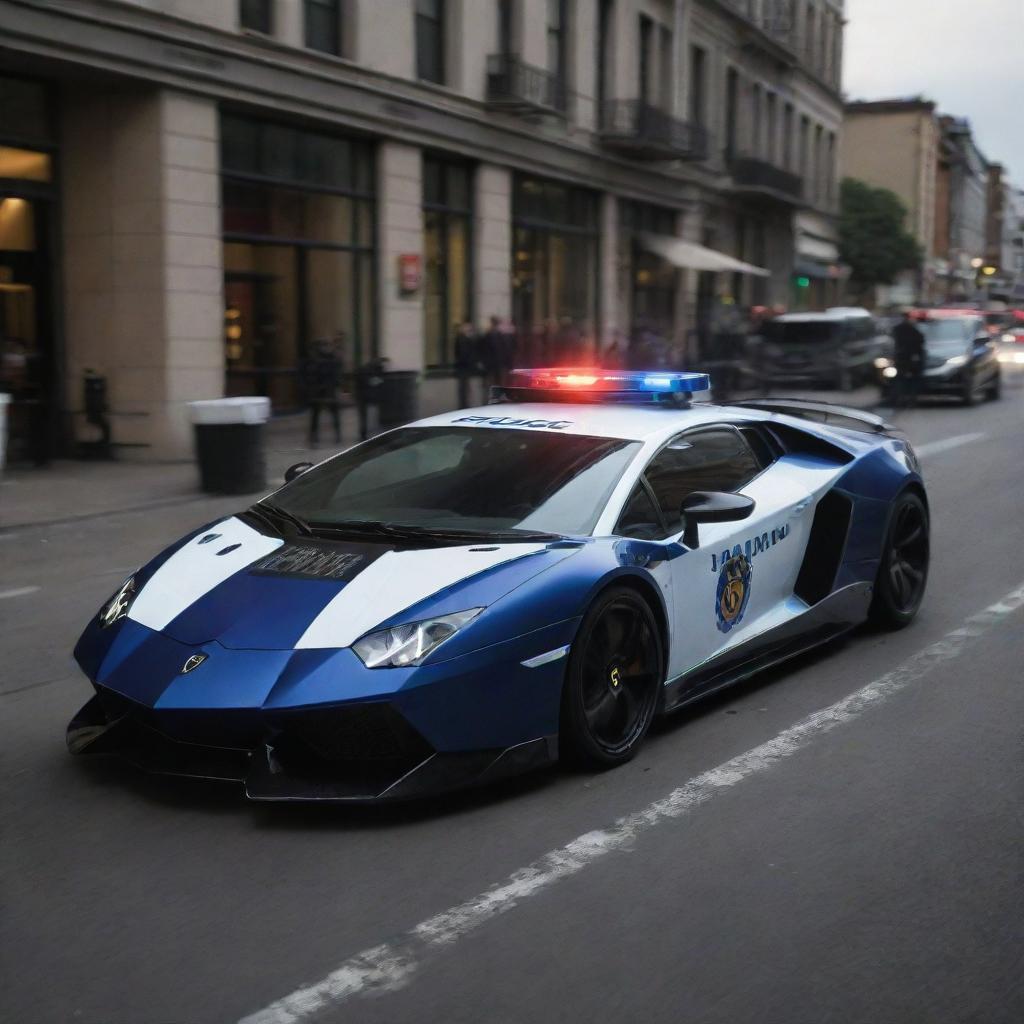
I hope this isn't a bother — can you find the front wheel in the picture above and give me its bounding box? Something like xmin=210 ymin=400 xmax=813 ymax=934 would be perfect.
xmin=869 ymin=491 xmax=930 ymax=629
xmin=987 ymin=371 xmax=1002 ymax=401
xmin=560 ymin=587 xmax=663 ymax=767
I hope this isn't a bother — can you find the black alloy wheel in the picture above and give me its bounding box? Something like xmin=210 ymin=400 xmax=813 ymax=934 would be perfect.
xmin=962 ymin=370 xmax=978 ymax=406
xmin=561 ymin=587 xmax=663 ymax=767
xmin=870 ymin=491 xmax=930 ymax=629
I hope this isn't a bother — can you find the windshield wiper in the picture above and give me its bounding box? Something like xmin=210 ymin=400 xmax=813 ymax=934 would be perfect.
xmin=251 ymin=502 xmax=313 ymax=537
xmin=312 ymin=520 xmax=560 ymax=543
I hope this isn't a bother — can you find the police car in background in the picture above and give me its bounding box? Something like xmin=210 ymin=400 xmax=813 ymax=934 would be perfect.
xmin=68 ymin=370 xmax=929 ymax=802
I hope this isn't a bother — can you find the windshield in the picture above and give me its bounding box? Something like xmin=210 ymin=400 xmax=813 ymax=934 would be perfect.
xmin=269 ymin=427 xmax=641 ymax=538
xmin=920 ymin=319 xmax=971 ymax=357
xmin=763 ymin=321 xmax=841 ymax=344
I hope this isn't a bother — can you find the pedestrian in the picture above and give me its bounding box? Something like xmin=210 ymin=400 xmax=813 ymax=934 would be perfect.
xmin=302 ymin=337 xmax=342 ymax=447
xmin=891 ymin=310 xmax=925 ymax=408
xmin=480 ymin=315 xmax=504 ymax=388
xmin=354 ymin=355 xmax=389 ymax=440
xmin=453 ymin=320 xmax=478 ymax=408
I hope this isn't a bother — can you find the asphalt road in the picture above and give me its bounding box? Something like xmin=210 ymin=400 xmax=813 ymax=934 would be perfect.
xmin=2 ymin=384 xmax=1023 ymax=1024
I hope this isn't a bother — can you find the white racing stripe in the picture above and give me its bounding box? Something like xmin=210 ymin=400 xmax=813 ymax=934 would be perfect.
xmin=914 ymin=432 xmax=987 ymax=458
xmin=239 ymin=580 xmax=1024 ymax=1024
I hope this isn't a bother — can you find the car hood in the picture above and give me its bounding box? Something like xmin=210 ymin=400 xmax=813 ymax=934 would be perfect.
xmin=125 ymin=515 xmax=565 ymax=650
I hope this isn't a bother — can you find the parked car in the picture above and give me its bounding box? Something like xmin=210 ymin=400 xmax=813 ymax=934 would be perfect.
xmin=877 ymin=314 xmax=1001 ymax=405
xmin=757 ymin=308 xmax=889 ymax=391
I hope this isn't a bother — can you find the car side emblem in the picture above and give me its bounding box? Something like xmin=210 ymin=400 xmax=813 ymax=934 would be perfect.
xmin=181 ymin=653 xmax=208 ymax=674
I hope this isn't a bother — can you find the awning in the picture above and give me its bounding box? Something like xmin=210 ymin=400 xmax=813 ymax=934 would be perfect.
xmin=639 ymin=233 xmax=771 ymax=277
xmin=795 ymin=234 xmax=839 ymax=262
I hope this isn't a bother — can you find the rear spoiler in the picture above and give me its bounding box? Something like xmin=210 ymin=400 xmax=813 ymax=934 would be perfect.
xmin=730 ymin=398 xmax=898 ymax=436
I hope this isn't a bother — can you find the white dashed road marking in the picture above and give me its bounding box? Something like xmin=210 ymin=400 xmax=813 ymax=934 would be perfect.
xmin=0 ymin=586 xmax=40 ymax=600
xmin=239 ymin=580 xmax=1024 ymax=1024
xmin=914 ymin=432 xmax=987 ymax=458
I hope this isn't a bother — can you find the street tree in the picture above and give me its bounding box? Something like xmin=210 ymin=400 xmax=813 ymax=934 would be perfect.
xmin=838 ymin=178 xmax=922 ymax=301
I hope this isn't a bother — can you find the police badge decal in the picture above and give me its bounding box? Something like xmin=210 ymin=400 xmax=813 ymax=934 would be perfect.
xmin=715 ymin=553 xmax=752 ymax=633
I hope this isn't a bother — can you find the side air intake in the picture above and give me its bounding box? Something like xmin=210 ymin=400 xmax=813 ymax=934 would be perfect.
xmin=794 ymin=490 xmax=854 ymax=606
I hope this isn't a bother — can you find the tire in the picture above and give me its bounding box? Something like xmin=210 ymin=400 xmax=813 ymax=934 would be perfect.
xmin=987 ymin=371 xmax=1002 ymax=401
xmin=835 ymin=365 xmax=853 ymax=392
xmin=560 ymin=586 xmax=663 ymax=767
xmin=962 ymin=373 xmax=977 ymax=406
xmin=869 ymin=491 xmax=930 ymax=629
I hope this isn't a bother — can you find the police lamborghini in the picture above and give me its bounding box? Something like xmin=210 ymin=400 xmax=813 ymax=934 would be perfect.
xmin=68 ymin=370 xmax=929 ymax=801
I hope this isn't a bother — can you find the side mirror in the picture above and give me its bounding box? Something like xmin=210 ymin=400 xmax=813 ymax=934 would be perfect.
xmin=284 ymin=461 xmax=314 ymax=483
xmin=680 ymin=491 xmax=756 ymax=550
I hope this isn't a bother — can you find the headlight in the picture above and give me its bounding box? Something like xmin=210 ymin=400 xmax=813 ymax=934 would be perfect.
xmin=353 ymin=608 xmax=483 ymax=668
xmin=99 ymin=576 xmax=136 ymax=629
xmin=945 ymin=355 xmax=968 ymax=367
xmin=1002 ymin=332 xmax=1016 ymax=343
xmin=998 ymin=351 xmax=1024 ymax=364
xmin=882 ymin=366 xmax=898 ymax=379
xmin=874 ymin=356 xmax=892 ymax=369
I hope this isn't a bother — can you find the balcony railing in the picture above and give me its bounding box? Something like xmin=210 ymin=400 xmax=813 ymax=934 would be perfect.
xmin=486 ymin=54 xmax=567 ymax=116
xmin=600 ymin=100 xmax=710 ymax=161
xmin=729 ymin=155 xmax=803 ymax=203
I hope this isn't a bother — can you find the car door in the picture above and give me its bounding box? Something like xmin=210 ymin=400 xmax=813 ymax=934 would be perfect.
xmin=615 ymin=424 xmax=820 ymax=683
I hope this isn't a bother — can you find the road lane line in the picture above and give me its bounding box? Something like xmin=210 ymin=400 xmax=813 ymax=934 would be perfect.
xmin=239 ymin=580 xmax=1024 ymax=1024
xmin=914 ymin=432 xmax=987 ymax=458
xmin=0 ymin=586 xmax=40 ymax=600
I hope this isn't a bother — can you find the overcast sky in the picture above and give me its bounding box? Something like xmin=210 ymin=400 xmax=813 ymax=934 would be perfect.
xmin=843 ymin=0 xmax=1024 ymax=180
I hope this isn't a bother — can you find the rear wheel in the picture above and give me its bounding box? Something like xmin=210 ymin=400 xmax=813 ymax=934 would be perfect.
xmin=560 ymin=587 xmax=663 ymax=767
xmin=870 ymin=492 xmax=930 ymax=629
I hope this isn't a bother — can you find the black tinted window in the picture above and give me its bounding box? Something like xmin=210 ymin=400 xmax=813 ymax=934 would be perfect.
xmin=615 ymin=485 xmax=664 ymax=540
xmin=644 ymin=428 xmax=761 ymax=535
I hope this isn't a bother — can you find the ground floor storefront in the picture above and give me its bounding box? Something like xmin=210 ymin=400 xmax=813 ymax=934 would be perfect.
xmin=0 ymin=68 xmax=837 ymax=462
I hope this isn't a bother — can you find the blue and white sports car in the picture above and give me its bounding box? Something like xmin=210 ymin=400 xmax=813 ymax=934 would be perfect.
xmin=68 ymin=370 xmax=930 ymax=801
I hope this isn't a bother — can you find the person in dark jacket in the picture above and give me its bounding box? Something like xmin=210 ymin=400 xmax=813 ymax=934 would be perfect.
xmin=891 ymin=312 xmax=926 ymax=408
xmin=453 ymin=320 xmax=478 ymax=408
xmin=480 ymin=316 xmax=505 ymax=388
xmin=354 ymin=355 xmax=389 ymax=441
xmin=303 ymin=337 xmax=342 ymax=446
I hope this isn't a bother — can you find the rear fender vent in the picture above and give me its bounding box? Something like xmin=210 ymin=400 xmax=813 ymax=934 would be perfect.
xmin=794 ymin=490 xmax=854 ymax=606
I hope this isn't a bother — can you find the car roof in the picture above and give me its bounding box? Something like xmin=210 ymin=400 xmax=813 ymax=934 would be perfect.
xmin=772 ymin=308 xmax=872 ymax=323
xmin=409 ymin=400 xmax=763 ymax=443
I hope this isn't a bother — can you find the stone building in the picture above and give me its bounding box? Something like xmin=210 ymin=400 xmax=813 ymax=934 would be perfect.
xmin=0 ymin=0 xmax=844 ymax=461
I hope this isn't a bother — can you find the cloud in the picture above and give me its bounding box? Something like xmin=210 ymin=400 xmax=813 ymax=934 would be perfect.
xmin=843 ymin=0 xmax=1024 ymax=178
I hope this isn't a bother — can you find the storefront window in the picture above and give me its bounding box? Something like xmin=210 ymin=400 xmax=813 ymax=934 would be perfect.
xmin=619 ymin=200 xmax=678 ymax=340
xmin=423 ymin=156 xmax=472 ymax=369
xmin=512 ymin=175 xmax=598 ymax=348
xmin=221 ymin=115 xmax=375 ymax=410
xmin=0 ymin=75 xmax=56 ymax=464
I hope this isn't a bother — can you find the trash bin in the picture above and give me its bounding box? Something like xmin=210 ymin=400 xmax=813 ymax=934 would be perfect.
xmin=189 ymin=396 xmax=270 ymax=495
xmin=0 ymin=392 xmax=9 ymax=474
xmin=377 ymin=370 xmax=420 ymax=430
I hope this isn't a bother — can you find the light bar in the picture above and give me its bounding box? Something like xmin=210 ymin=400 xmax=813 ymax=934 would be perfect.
xmin=508 ymin=368 xmax=711 ymax=395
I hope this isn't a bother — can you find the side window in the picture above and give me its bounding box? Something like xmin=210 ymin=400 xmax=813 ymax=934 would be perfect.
xmin=644 ymin=428 xmax=761 ymax=535
xmin=615 ymin=484 xmax=664 ymax=540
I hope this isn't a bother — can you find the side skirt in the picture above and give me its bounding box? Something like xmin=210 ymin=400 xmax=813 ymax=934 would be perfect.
xmin=662 ymin=582 xmax=873 ymax=714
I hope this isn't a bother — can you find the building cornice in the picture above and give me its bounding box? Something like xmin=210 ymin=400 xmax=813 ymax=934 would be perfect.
xmin=0 ymin=0 xmax=728 ymax=209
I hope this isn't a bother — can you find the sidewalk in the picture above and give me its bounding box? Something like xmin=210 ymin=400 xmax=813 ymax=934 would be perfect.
xmin=0 ymin=386 xmax=881 ymax=532
xmin=0 ymin=412 xmax=351 ymax=531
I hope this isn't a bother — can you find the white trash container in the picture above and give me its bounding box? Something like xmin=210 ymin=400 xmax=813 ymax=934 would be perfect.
xmin=0 ymin=392 xmax=10 ymax=474
xmin=188 ymin=396 xmax=271 ymax=494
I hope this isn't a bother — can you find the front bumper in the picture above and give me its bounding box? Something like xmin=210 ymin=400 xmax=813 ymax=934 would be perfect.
xmin=67 ymin=689 xmax=557 ymax=801
xmin=67 ymin=616 xmax=574 ymax=801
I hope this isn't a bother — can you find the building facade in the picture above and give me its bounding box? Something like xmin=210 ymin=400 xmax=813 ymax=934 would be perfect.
xmin=937 ymin=115 xmax=989 ymax=302
xmin=0 ymin=0 xmax=844 ymax=461
xmin=840 ymin=99 xmax=940 ymax=303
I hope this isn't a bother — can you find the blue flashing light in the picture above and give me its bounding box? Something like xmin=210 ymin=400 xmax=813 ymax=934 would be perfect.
xmin=508 ymin=368 xmax=711 ymax=395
